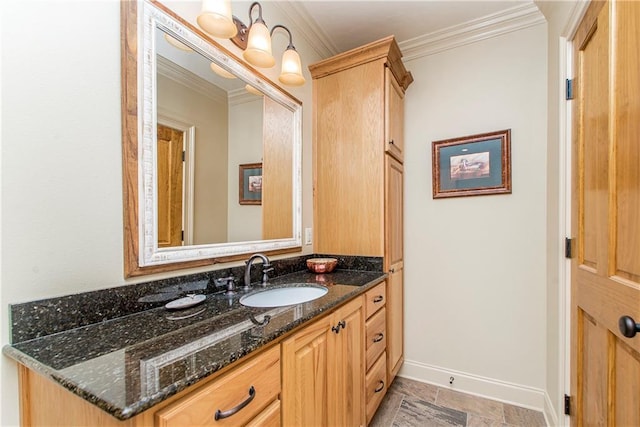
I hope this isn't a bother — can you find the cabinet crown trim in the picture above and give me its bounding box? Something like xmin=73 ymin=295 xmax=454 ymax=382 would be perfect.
xmin=309 ymin=35 xmax=413 ymax=90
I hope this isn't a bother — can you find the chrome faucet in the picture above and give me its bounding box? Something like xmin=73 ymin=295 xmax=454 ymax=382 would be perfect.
xmin=244 ymin=253 xmax=273 ymax=289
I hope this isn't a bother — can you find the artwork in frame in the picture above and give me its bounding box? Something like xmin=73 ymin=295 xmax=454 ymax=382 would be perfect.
xmin=432 ymin=129 xmax=511 ymax=199
xmin=239 ymin=163 xmax=262 ymax=205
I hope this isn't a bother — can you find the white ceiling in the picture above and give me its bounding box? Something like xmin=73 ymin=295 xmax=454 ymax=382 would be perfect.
xmin=296 ymin=1 xmax=534 ymax=53
xmin=272 ymin=0 xmax=542 ymax=62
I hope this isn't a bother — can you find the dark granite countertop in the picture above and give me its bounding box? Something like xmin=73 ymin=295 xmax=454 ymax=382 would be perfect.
xmin=3 ymin=269 xmax=385 ymax=420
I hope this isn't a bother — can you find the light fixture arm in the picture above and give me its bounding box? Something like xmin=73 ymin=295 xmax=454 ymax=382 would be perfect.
xmin=247 ymin=2 xmax=265 ymax=26
xmin=270 ymin=24 xmax=295 ymax=50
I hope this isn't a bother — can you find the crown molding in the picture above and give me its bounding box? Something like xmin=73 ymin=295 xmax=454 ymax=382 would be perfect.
xmin=271 ymin=1 xmax=339 ymax=59
xmin=156 ymin=55 xmax=227 ymax=105
xmin=399 ymin=3 xmax=546 ymax=62
xmin=228 ymin=87 xmax=264 ymax=106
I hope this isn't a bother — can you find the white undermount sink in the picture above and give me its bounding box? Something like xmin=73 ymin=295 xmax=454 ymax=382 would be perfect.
xmin=239 ymin=285 xmax=328 ymax=308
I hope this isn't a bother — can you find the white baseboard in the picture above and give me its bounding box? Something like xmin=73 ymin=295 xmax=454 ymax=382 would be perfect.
xmin=399 ymin=359 xmax=559 ymax=426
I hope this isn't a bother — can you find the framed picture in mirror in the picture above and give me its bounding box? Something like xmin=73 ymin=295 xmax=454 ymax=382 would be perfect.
xmin=239 ymin=163 xmax=263 ymax=205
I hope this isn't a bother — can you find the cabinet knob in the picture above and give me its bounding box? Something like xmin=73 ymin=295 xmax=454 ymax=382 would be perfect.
xmin=389 ymin=268 xmax=395 ymax=274
xmin=214 ymin=386 xmax=255 ymax=420
xmin=619 ymin=315 xmax=640 ymax=338
xmin=332 ymin=320 xmax=346 ymax=334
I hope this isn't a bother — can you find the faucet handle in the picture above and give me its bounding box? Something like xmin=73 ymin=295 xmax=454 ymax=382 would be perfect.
xmin=261 ymin=265 xmax=274 ymax=286
xmin=215 ymin=276 xmax=236 ymax=295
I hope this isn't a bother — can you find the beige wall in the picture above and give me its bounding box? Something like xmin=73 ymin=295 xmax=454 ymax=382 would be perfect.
xmin=227 ymin=98 xmax=263 ymax=242
xmin=0 ymin=1 xmax=316 ymax=425
xmin=157 ymin=74 xmax=229 ymax=244
xmin=401 ymin=22 xmax=549 ymax=410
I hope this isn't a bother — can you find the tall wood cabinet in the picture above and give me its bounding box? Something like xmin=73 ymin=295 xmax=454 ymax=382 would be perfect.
xmin=310 ymin=35 xmax=413 ymax=413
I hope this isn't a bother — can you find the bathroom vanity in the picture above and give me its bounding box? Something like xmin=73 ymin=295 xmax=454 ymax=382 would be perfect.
xmin=5 ymin=265 xmax=387 ymax=426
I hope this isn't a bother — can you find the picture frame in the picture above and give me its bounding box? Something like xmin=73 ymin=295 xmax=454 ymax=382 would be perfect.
xmin=432 ymin=129 xmax=511 ymax=199
xmin=239 ymin=163 xmax=262 ymax=205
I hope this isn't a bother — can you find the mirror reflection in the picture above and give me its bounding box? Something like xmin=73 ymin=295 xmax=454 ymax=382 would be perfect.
xmin=154 ymin=26 xmax=293 ymax=248
xmin=122 ymin=0 xmax=302 ymax=276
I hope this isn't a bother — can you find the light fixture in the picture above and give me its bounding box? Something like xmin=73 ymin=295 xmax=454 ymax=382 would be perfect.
xmin=197 ymin=0 xmax=237 ymax=39
xmin=210 ymin=62 xmax=237 ymax=79
xmin=197 ymin=1 xmax=306 ymax=86
xmin=245 ymin=84 xmax=264 ymax=96
xmin=163 ymin=33 xmax=193 ymax=52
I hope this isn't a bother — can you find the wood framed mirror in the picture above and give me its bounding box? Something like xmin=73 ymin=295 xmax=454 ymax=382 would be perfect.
xmin=121 ymin=0 xmax=302 ymax=277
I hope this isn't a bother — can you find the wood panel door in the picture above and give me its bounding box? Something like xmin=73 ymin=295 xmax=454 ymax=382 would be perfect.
xmin=157 ymin=124 xmax=184 ymax=248
xmin=570 ymin=1 xmax=640 ymax=425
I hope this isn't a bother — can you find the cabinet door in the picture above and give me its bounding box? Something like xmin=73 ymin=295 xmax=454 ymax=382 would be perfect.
xmin=281 ymin=315 xmax=332 ymax=427
xmin=282 ymin=297 xmax=365 ymax=427
xmin=385 ymin=155 xmax=404 ymax=380
xmin=385 ymin=156 xmax=403 ymax=266
xmin=385 ymin=68 xmax=405 ymax=162
xmin=330 ymin=298 xmax=365 ymax=427
xmin=387 ymin=267 xmax=404 ymax=380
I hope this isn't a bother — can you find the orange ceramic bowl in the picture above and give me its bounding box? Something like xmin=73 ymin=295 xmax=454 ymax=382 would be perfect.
xmin=306 ymin=257 xmax=338 ymax=273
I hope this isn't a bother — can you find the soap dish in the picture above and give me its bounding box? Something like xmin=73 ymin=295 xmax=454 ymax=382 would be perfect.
xmin=165 ymin=294 xmax=206 ymax=310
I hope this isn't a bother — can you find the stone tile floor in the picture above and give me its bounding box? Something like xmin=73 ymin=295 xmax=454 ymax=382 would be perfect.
xmin=370 ymin=377 xmax=548 ymax=427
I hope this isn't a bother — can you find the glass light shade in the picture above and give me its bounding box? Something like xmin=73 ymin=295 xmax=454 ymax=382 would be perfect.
xmin=278 ymin=48 xmax=305 ymax=86
xmin=210 ymin=62 xmax=236 ymax=79
xmin=243 ymin=22 xmax=275 ymax=68
xmin=245 ymin=84 xmax=264 ymax=96
xmin=197 ymin=0 xmax=237 ymax=38
xmin=163 ymin=34 xmax=193 ymax=52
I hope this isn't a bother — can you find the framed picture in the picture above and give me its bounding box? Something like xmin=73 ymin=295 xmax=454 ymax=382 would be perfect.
xmin=432 ymin=129 xmax=511 ymax=198
xmin=239 ymin=163 xmax=262 ymax=205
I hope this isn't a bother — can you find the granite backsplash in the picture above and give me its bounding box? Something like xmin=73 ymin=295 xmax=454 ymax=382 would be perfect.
xmin=9 ymin=254 xmax=382 ymax=344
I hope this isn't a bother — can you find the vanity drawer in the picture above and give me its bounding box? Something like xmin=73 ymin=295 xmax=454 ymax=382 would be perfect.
xmin=365 ymin=282 xmax=386 ymax=318
xmin=366 ymin=307 xmax=386 ymax=371
xmin=246 ymin=399 xmax=280 ymax=427
xmin=365 ymin=352 xmax=387 ymax=424
xmin=155 ymin=345 xmax=280 ymax=427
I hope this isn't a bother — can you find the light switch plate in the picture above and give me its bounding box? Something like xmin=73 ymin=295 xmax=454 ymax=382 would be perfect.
xmin=304 ymin=228 xmax=312 ymax=245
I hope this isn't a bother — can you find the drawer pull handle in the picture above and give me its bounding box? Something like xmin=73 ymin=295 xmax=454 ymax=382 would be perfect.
xmin=373 ymin=295 xmax=384 ymax=303
xmin=389 ymin=140 xmax=395 ymax=145
xmin=374 ymin=381 xmax=385 ymax=393
xmin=332 ymin=320 xmax=346 ymax=334
xmin=214 ymin=386 xmax=255 ymax=421
xmin=373 ymin=333 xmax=384 ymax=343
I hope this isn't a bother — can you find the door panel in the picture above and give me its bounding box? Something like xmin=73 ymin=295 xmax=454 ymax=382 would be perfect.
xmin=385 ymin=68 xmax=404 ymax=161
xmin=330 ymin=300 xmax=364 ymax=427
xmin=157 ymin=124 xmax=184 ymax=248
xmin=281 ymin=317 xmax=331 ymax=427
xmin=613 ymin=0 xmax=640 ymax=283
xmin=571 ymin=1 xmax=640 ymax=425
